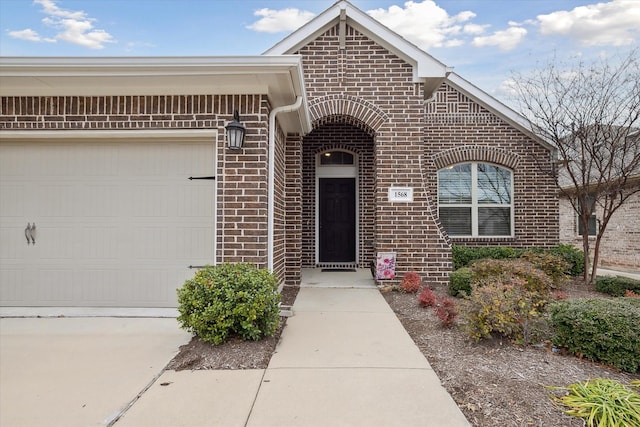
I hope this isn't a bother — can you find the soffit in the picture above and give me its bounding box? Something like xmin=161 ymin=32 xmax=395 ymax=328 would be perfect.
xmin=0 ymin=56 xmax=311 ymax=134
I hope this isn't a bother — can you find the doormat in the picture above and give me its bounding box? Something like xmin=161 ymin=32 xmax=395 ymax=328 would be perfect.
xmin=321 ymin=268 xmax=357 ymax=272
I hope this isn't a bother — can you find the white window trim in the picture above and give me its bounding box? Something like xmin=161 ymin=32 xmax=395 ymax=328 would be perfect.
xmin=438 ymin=162 xmax=514 ymax=238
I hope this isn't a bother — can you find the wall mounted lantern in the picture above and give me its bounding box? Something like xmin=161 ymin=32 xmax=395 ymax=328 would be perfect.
xmin=225 ymin=110 xmax=246 ymax=150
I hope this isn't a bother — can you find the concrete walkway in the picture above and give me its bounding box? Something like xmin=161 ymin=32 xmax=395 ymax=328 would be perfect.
xmin=116 ymin=269 xmax=470 ymax=426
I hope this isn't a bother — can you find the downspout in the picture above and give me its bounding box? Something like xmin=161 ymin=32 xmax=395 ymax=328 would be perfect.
xmin=268 ymin=96 xmax=304 ymax=272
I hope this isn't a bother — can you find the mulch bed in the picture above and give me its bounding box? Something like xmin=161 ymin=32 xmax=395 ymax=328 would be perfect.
xmin=167 ymin=279 xmax=639 ymax=426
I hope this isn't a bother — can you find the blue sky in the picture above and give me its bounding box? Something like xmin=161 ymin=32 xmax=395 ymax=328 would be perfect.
xmin=1 ymin=0 xmax=639 ymax=103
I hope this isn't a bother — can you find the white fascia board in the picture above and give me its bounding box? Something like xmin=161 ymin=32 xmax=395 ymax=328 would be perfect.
xmin=446 ymin=72 xmax=554 ymax=151
xmin=264 ymin=0 xmax=449 ymax=80
xmin=0 ymin=55 xmax=311 ymax=134
xmin=0 ymin=55 xmax=304 ymax=75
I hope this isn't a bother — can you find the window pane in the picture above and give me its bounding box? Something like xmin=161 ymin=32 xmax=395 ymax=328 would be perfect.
xmin=578 ymin=215 xmax=597 ymax=236
xmin=438 ymin=164 xmax=472 ymax=204
xmin=477 ymin=164 xmax=511 ymax=204
xmin=478 ymin=207 xmax=511 ymax=236
xmin=320 ymin=151 xmax=354 ymax=165
xmin=439 ymin=207 xmax=472 ymax=236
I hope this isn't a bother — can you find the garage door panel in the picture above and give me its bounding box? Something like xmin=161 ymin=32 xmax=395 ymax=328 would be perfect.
xmin=0 ymin=270 xmax=24 ymax=303
xmin=37 ymin=270 xmax=75 ymax=303
xmin=76 ymin=270 xmax=120 ymax=304
xmin=0 ymin=138 xmax=215 ymax=308
xmin=0 ymin=185 xmax=25 ymax=217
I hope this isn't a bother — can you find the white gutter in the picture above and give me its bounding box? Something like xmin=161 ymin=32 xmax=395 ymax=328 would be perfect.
xmin=268 ymin=96 xmax=304 ymax=272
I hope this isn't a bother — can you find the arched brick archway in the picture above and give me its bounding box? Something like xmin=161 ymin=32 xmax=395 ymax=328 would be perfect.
xmin=309 ymin=94 xmax=389 ymax=133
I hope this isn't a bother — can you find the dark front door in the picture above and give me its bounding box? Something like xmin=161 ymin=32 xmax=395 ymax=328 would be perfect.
xmin=319 ymin=178 xmax=356 ymax=263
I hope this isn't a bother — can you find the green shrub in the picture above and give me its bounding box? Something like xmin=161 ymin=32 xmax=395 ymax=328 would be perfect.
xmin=449 ymin=267 xmax=473 ymax=297
xmin=548 ymin=378 xmax=640 ymax=427
xmin=452 ymin=245 xmax=523 ymax=270
xmin=177 ymin=263 xmax=281 ymax=346
xmin=462 ymin=275 xmax=550 ymax=344
xmin=595 ymin=275 xmax=640 ymax=297
xmin=547 ymin=244 xmax=584 ymax=276
xmin=520 ymin=251 xmax=569 ymax=288
xmin=549 ymin=298 xmax=640 ymax=372
xmin=471 ymin=259 xmax=554 ymax=298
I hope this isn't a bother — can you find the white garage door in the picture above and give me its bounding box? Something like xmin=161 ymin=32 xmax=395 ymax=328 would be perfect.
xmin=0 ymin=135 xmax=216 ymax=308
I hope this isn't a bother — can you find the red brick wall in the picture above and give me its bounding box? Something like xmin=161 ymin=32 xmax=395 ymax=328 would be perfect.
xmin=0 ymin=94 xmax=284 ymax=276
xmin=426 ymin=84 xmax=559 ymax=248
xmin=286 ymin=23 xmax=558 ymax=285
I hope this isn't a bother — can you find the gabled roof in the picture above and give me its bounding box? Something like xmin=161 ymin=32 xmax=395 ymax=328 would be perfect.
xmin=264 ymin=0 xmax=452 ymax=95
xmin=264 ymin=0 xmax=552 ymax=151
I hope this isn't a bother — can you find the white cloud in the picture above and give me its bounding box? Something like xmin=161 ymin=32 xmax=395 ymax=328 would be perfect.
xmin=463 ymin=23 xmax=489 ymax=36
xmin=367 ymin=1 xmax=476 ymax=49
xmin=246 ymin=8 xmax=316 ymax=33
xmin=472 ymin=26 xmax=527 ymax=51
xmin=7 ymin=0 xmax=114 ymax=49
xmin=537 ymin=0 xmax=640 ymax=46
xmin=7 ymin=28 xmax=54 ymax=43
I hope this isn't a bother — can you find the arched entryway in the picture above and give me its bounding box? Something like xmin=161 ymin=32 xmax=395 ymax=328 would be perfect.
xmin=301 ymin=120 xmax=375 ymax=268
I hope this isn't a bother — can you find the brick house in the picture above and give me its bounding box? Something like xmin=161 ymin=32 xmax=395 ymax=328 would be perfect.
xmin=0 ymin=1 xmax=558 ymax=309
xmin=559 ymin=129 xmax=640 ymax=270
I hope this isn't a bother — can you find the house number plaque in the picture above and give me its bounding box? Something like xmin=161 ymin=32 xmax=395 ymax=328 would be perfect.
xmin=388 ymin=187 xmax=413 ymax=202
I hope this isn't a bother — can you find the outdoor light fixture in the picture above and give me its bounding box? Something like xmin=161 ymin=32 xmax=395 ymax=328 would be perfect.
xmin=225 ymin=110 xmax=246 ymax=150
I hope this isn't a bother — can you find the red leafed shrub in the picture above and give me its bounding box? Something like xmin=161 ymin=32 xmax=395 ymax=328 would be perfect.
xmin=552 ymin=290 xmax=569 ymax=301
xmin=434 ymin=297 xmax=458 ymax=327
xmin=418 ymin=286 xmax=437 ymax=307
xmin=625 ymin=289 xmax=640 ymax=298
xmin=401 ymin=271 xmax=422 ymax=293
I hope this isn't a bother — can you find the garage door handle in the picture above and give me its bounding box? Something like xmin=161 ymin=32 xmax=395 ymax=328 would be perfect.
xmin=25 ymin=223 xmax=36 ymax=245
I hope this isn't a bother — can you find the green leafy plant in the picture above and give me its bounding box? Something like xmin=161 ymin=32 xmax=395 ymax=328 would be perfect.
xmin=520 ymin=251 xmax=569 ymax=287
xmin=549 ymin=299 xmax=640 ymax=372
xmin=434 ymin=297 xmax=457 ymax=327
xmin=595 ymin=275 xmax=640 ymax=297
xmin=471 ymin=259 xmax=554 ymax=299
xmin=461 ymin=276 xmax=549 ymax=344
xmin=448 ymin=267 xmax=473 ymax=297
xmin=177 ymin=263 xmax=281 ymax=346
xmin=452 ymin=245 xmax=523 ymax=270
xmin=548 ymin=378 xmax=640 ymax=427
xmin=401 ymin=271 xmax=422 ymax=293
xmin=547 ymin=244 xmax=584 ymax=276
xmin=418 ymin=286 xmax=437 ymax=307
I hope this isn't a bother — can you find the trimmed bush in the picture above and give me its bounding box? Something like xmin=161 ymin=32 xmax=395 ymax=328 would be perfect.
xmin=471 ymin=259 xmax=554 ymax=299
xmin=549 ymin=298 xmax=640 ymax=372
xmin=449 ymin=267 xmax=473 ymax=297
xmin=462 ymin=275 xmax=550 ymax=344
xmin=177 ymin=263 xmax=281 ymax=346
xmin=547 ymin=244 xmax=584 ymax=276
xmin=451 ymin=244 xmax=584 ymax=277
xmin=595 ymin=275 xmax=640 ymax=297
xmin=520 ymin=251 xmax=569 ymax=288
xmin=452 ymin=245 xmax=523 ymax=270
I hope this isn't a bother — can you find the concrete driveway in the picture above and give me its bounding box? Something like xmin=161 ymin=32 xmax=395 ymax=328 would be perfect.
xmin=0 ymin=317 xmax=190 ymax=427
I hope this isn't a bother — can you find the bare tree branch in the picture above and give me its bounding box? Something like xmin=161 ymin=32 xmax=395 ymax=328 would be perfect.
xmin=509 ymin=49 xmax=640 ymax=284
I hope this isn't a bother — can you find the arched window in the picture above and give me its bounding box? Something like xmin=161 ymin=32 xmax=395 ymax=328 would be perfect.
xmin=438 ymin=163 xmax=513 ymax=237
